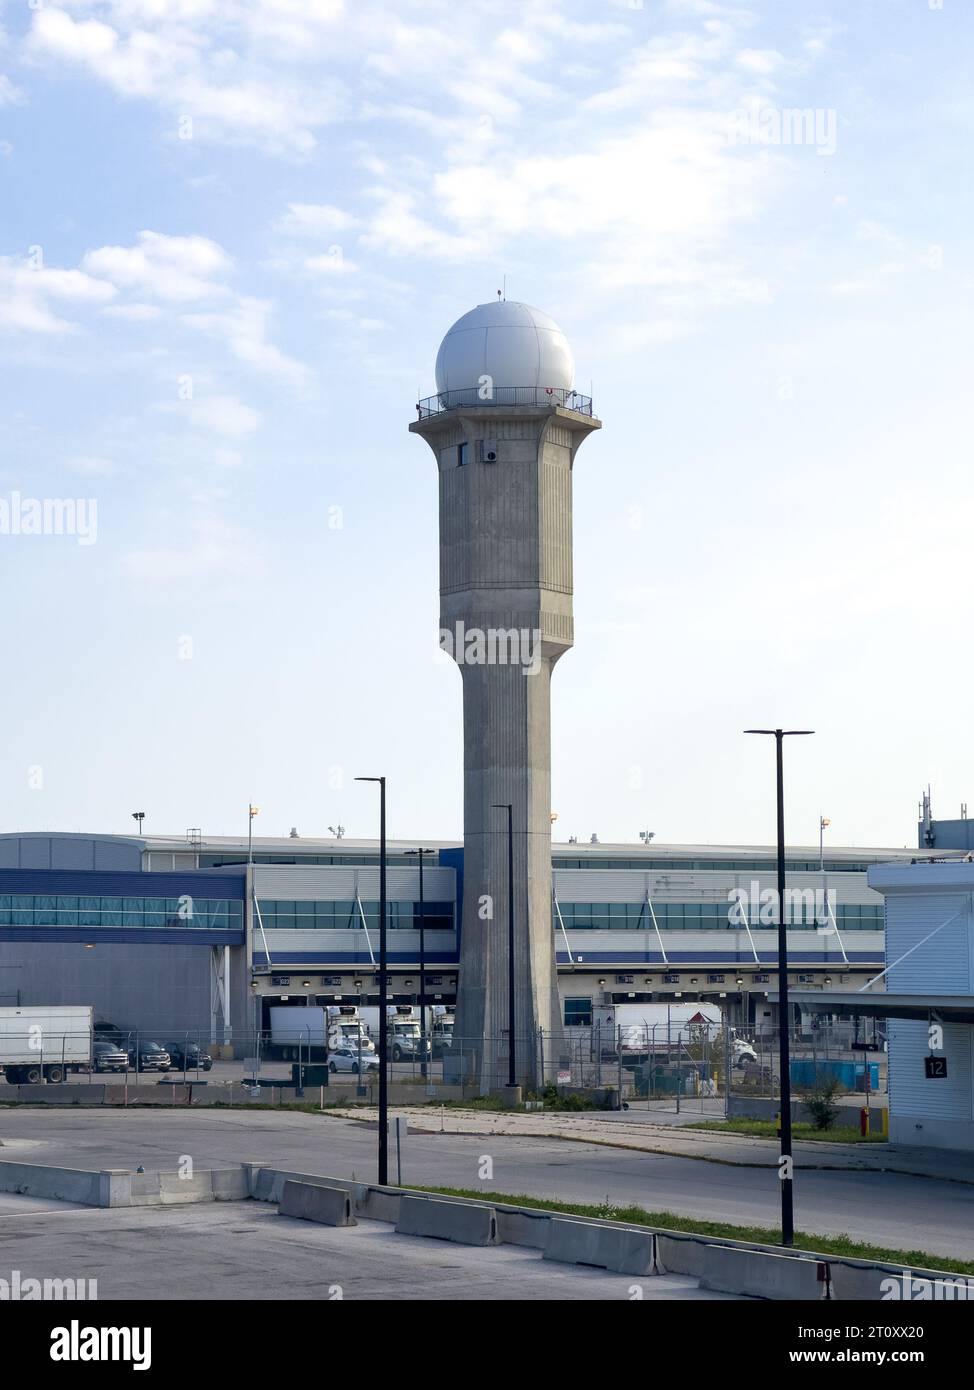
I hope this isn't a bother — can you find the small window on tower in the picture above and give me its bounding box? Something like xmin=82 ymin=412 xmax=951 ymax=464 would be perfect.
xmin=457 ymin=442 xmax=468 ymax=466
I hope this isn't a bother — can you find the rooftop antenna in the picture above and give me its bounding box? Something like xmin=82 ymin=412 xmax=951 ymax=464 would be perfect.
xmin=921 ymin=786 xmax=934 ymax=847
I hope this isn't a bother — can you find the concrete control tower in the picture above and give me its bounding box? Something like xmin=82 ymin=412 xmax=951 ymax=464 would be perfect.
xmin=410 ymin=301 xmax=600 ymax=1090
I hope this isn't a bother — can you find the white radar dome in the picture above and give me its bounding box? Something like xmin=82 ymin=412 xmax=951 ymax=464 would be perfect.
xmin=434 ymin=300 xmax=575 ymax=405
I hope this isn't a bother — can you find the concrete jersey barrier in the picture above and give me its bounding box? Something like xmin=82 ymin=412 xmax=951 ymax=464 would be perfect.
xmin=692 ymin=1242 xmax=827 ymax=1300
xmin=0 ymin=1159 xmax=113 ymax=1207
xmin=396 ymin=1194 xmax=498 ymax=1246
xmin=278 ymin=1180 xmax=356 ymax=1227
xmin=544 ymin=1218 xmax=656 ymax=1275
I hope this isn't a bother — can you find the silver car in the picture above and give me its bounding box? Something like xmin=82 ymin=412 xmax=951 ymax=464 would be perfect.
xmin=328 ymin=1046 xmax=379 ymax=1075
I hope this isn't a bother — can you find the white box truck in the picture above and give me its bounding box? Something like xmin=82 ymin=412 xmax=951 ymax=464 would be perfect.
xmin=0 ymin=1005 xmax=93 ymax=1084
xmin=268 ymin=1005 xmax=373 ymax=1062
xmin=593 ymin=1002 xmax=723 ymax=1061
xmin=591 ymin=1002 xmax=756 ymax=1066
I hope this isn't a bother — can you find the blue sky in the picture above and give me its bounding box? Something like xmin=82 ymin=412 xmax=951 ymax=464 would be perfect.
xmin=1 ymin=0 xmax=972 ymax=849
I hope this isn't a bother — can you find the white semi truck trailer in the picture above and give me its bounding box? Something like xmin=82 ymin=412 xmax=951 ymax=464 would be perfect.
xmin=0 ymin=1005 xmax=93 ymax=1083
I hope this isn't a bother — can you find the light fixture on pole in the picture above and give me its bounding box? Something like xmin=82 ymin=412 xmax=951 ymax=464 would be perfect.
xmin=736 ymin=974 xmax=746 ymax=1032
xmin=247 ymin=804 xmax=260 ymax=866
xmin=356 ymin=776 xmax=388 ymax=1185
xmin=131 ymin=811 xmax=145 ymax=835
xmin=405 ymin=848 xmax=434 ymax=1079
xmin=819 ymin=815 xmax=830 ymax=875
xmin=745 ymin=726 xmax=814 ymax=1248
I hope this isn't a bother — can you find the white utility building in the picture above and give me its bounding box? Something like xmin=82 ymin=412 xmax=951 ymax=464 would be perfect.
xmin=791 ymin=860 xmax=974 ymax=1152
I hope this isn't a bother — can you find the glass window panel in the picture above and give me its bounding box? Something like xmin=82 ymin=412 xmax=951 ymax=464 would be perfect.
xmin=564 ymin=998 xmax=592 ymax=1027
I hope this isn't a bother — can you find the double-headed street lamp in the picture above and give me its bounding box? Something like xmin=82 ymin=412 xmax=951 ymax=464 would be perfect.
xmin=745 ymin=727 xmax=814 ymax=1248
xmin=356 ymin=776 xmax=388 ymax=1186
xmin=405 ymin=847 xmax=434 ymax=1078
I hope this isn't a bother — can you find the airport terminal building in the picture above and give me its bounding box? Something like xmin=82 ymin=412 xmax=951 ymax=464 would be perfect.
xmin=0 ymin=830 xmax=935 ymax=1048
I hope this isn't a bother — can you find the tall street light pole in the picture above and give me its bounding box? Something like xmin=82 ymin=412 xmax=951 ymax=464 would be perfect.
xmin=493 ymin=803 xmax=516 ymax=1089
xmin=356 ymin=776 xmax=388 ymax=1185
xmin=248 ymin=804 xmax=260 ymax=866
xmin=745 ymin=727 xmax=814 ymax=1247
xmin=405 ymin=848 xmax=433 ymax=1079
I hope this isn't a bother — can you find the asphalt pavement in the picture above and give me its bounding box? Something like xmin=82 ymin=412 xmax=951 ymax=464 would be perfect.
xmin=1 ymin=1106 xmax=972 ymax=1261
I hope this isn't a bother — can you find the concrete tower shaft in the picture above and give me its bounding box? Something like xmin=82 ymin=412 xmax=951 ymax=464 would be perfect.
xmin=410 ymin=402 xmax=600 ymax=1090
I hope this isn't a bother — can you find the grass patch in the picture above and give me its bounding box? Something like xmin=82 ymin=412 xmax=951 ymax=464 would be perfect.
xmin=687 ymin=1118 xmax=886 ymax=1143
xmin=435 ymin=1084 xmax=610 ymax=1113
xmin=415 ymin=1185 xmax=974 ymax=1275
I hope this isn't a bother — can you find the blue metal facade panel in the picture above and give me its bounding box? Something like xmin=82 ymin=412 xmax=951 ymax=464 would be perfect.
xmin=0 ymin=868 xmax=245 ymax=898
xmin=0 ymin=927 xmax=243 ymax=946
xmin=554 ymin=949 xmax=880 ymax=964
xmin=252 ymin=950 xmax=458 ymax=966
xmin=439 ymin=847 xmax=463 ymax=949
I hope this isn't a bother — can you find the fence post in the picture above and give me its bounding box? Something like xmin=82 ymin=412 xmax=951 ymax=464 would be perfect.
xmin=723 ymin=1010 xmax=730 ymax=1118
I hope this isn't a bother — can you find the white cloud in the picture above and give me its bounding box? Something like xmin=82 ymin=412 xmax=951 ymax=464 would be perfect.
xmin=189 ymin=393 xmax=261 ymax=440
xmin=0 ymin=74 xmax=24 ymax=105
xmin=101 ymin=302 xmax=164 ymax=321
xmin=735 ymin=48 xmax=786 ymax=76
xmin=0 ymin=257 xmax=116 ymax=334
xmin=182 ymin=296 xmax=310 ymax=388
xmin=359 ymin=190 xmax=483 ymax=262
xmin=275 ymin=202 xmax=358 ymax=235
xmin=304 ymin=251 xmax=356 ymax=276
xmin=66 ymin=455 xmax=118 ymax=476
xmin=26 ymin=3 xmax=344 ymax=153
xmin=121 ymin=517 xmax=261 ymax=584
xmin=83 ymin=230 xmax=231 ymax=301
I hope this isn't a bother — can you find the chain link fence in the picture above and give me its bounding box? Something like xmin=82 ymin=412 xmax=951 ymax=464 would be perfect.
xmin=0 ymin=1018 xmax=889 ymax=1118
